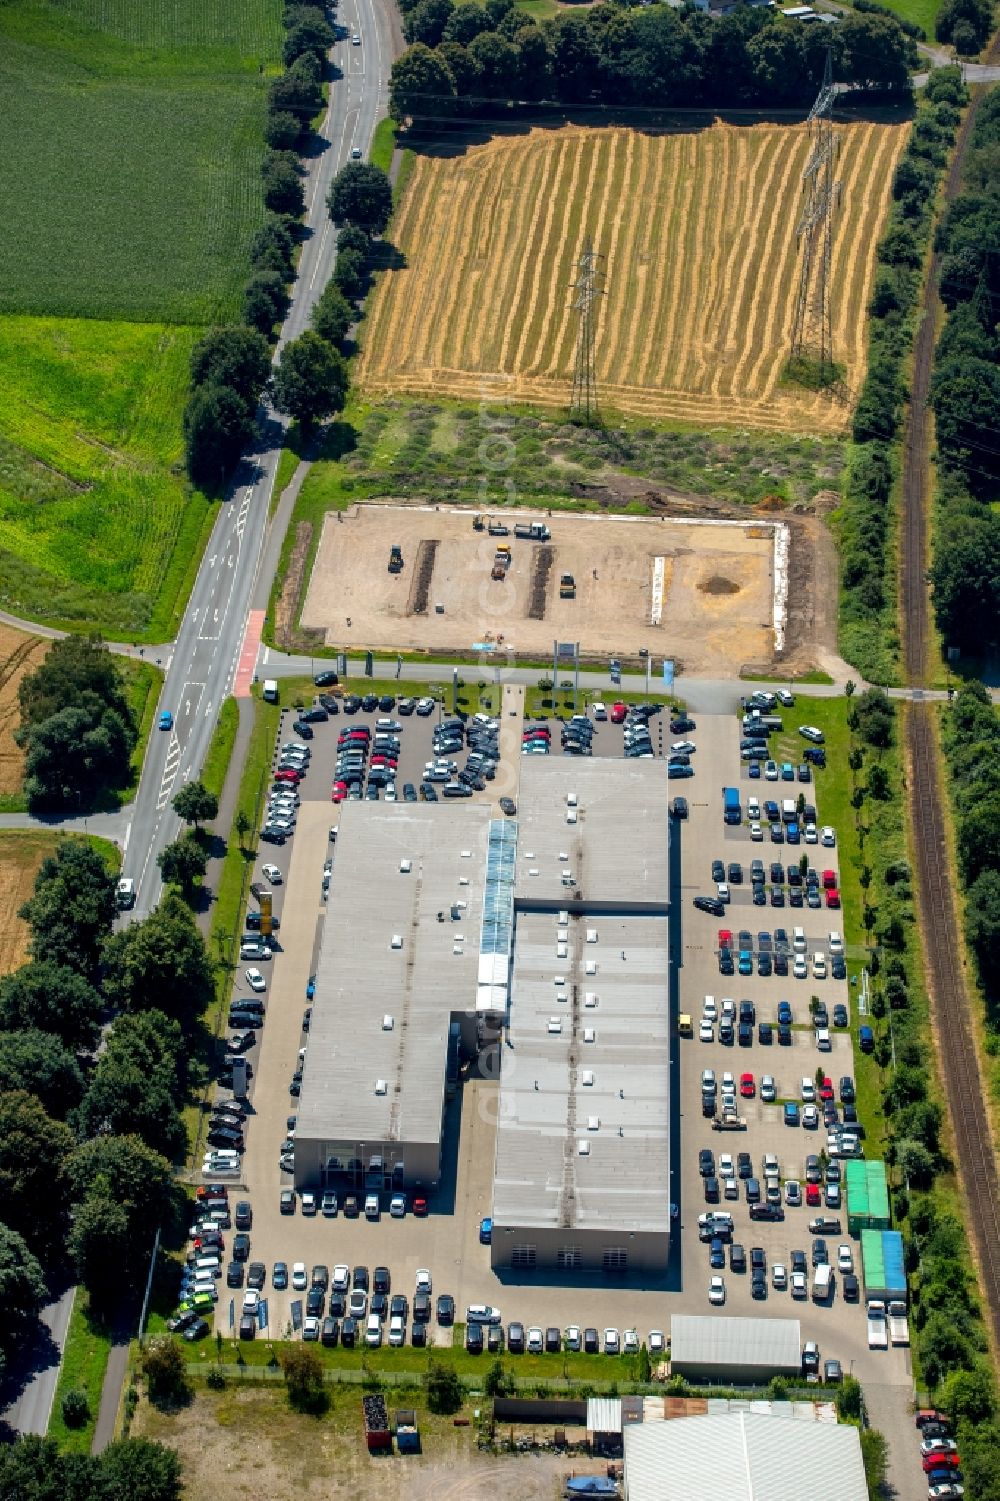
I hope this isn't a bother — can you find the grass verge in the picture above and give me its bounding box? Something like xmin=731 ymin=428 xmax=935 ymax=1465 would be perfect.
xmin=369 ymin=116 xmax=397 ymax=174
xmin=200 ymin=697 xmax=238 ymax=804
xmin=46 ymin=1288 xmax=112 ymax=1454
xmin=121 ymin=656 xmax=163 ymax=794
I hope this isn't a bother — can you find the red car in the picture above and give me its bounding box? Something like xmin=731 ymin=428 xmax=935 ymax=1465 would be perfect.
xmin=610 ymin=702 xmax=627 ymax=724
xmin=819 ymin=1077 xmax=834 ymax=1101
xmin=740 ymin=1073 xmax=755 ymax=1098
xmin=274 ymin=768 xmax=303 ymax=783
xmin=922 ymin=1454 xmax=960 ymax=1474
xmin=413 ymin=1197 xmax=428 ymax=1217
xmin=825 ymin=888 xmax=841 ymax=909
xmin=916 ymin=1410 xmax=950 ymax=1430
xmin=806 ymin=1183 xmax=821 ymax=1206
xmin=822 ymin=869 xmax=837 ymax=889
xmin=718 ymin=929 xmax=733 ymax=950
xmin=331 ymin=782 xmax=348 ymax=803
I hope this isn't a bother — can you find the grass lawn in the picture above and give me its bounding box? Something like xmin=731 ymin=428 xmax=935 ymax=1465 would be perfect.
xmin=122 ymin=657 xmax=164 ymax=793
xmin=0 ymin=317 xmax=217 ymax=638
xmin=369 ymin=116 xmax=398 ymax=175
xmin=0 ymin=0 xmax=278 ymax=324
xmin=200 ymin=697 xmax=239 ymax=804
xmin=868 ymin=0 xmax=940 ymax=37
xmin=46 ymin=1289 xmax=112 ymax=1454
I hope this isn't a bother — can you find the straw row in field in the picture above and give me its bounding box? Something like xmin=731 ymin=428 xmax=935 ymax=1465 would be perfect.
xmin=358 ymin=121 xmax=909 ymax=434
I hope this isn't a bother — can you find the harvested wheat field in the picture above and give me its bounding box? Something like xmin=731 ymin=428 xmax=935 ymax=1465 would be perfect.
xmin=0 ymin=832 xmax=58 ymax=977
xmin=0 ymin=624 xmax=49 ymax=797
xmin=357 ymin=120 xmax=908 ymax=433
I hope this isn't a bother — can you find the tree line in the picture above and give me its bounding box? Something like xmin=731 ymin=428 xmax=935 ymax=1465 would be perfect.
xmin=0 ymin=834 xmax=215 ymax=1411
xmin=943 ymin=682 xmax=1000 ymax=1019
xmin=929 ymin=86 xmax=1000 ymax=658
xmin=843 ymin=688 xmax=999 ymax=1494
xmin=388 ymin=0 xmax=915 ymax=124
xmin=0 ymin=1434 xmax=181 ymax=1501
xmin=184 ymin=0 xmax=395 ymax=489
xmin=837 ymin=66 xmax=967 ymax=682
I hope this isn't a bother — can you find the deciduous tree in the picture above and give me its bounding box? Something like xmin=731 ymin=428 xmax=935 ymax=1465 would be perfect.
xmin=0 ymin=962 xmax=103 ymax=1053
xmin=272 ymin=332 xmax=349 ymax=427
xmin=327 ymin=162 xmax=393 ymax=235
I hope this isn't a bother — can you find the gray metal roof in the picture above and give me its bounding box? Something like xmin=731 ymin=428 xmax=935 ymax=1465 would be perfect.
xmin=295 ymin=803 xmax=492 ymax=1148
xmin=669 ymin=1317 xmax=802 ymax=1373
xmin=491 ymin=906 xmax=671 ymax=1233
xmin=587 ymin=1398 xmax=623 ymax=1433
xmin=624 ymin=1413 xmax=867 ymax=1501
xmin=514 ymin=758 xmax=669 ymax=909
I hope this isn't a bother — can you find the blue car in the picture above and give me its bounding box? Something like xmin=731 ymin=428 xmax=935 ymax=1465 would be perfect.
xmin=158 ymin=711 xmax=173 ymax=731
xmin=738 ymin=951 xmax=753 ymax=976
xmin=781 ymin=762 xmax=795 ymax=781
xmin=748 ymin=762 xmax=761 ymax=779
xmin=306 ymin=975 xmax=316 ymax=1000
xmin=709 ymin=1237 xmax=725 ymax=1268
xmin=777 ymin=1001 xmax=793 ymax=1025
xmin=479 ymin=1217 xmax=493 ymax=1245
xmin=784 ymin=1102 xmax=800 ymax=1126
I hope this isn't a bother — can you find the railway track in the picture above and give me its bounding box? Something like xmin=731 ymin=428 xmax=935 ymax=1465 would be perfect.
xmin=900 ymin=56 xmax=1000 ymax=1349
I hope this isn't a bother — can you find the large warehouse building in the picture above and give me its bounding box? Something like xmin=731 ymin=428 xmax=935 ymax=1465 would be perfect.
xmin=490 ymin=758 xmax=672 ymax=1275
xmin=623 ymin=1412 xmax=867 ymax=1501
xmin=668 ymin=1317 xmax=803 ymax=1385
xmin=293 ymin=756 xmax=673 ymax=1275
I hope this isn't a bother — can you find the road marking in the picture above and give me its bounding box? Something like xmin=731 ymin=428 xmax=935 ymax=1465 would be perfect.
xmin=122 ymin=821 xmax=131 ymax=854
xmin=234 ymin=609 xmax=266 ymax=699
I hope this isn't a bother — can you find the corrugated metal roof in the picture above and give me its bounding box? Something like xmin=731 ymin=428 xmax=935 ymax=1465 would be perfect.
xmin=624 ymin=1414 xmax=867 ymax=1501
xmin=587 ymin=1398 xmax=623 ymax=1433
xmin=669 ymin=1317 xmax=801 ymax=1372
xmin=295 ymin=803 xmax=492 ymax=1148
xmin=514 ymin=758 xmax=669 ymax=909
xmin=491 ymin=909 xmax=671 ymax=1233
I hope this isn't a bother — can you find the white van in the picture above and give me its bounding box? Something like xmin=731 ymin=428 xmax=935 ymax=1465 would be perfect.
xmin=792 ymin=927 xmax=806 ymax=953
xmin=812 ymin=1263 xmax=833 ymax=1301
xmin=194 ymin=1255 xmax=222 ymax=1277
xmin=365 ymin=1313 xmax=382 ymax=1347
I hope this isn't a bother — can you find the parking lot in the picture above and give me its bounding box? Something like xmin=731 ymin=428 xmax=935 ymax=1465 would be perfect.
xmin=185 ymin=690 xmax=911 ymax=1393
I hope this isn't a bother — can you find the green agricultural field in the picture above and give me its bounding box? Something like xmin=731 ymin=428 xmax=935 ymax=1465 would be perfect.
xmin=0 ymin=0 xmax=278 ymax=324
xmin=0 ymin=317 xmax=212 ymax=637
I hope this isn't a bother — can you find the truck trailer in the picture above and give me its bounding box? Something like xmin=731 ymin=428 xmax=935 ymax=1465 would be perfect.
xmin=723 ymin=787 xmax=742 ymax=825
xmin=887 ymin=1300 xmax=910 ymax=1345
xmin=866 ymin=1299 xmax=888 ymax=1349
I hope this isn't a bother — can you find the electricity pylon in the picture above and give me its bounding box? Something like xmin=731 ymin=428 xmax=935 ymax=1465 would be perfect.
xmin=790 ymin=50 xmax=841 ymax=386
xmin=570 ymin=240 xmax=605 ymax=425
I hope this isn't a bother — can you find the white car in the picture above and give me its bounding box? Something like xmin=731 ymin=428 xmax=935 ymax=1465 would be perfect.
xmin=750 ymin=821 xmax=763 ymax=841
xmin=623 ymin=1329 xmax=639 ymax=1355
xmin=799 ymin=726 xmax=825 ymax=743
xmin=365 ymin=1314 xmax=382 ymax=1347
xmin=708 ymin=1276 xmax=726 ymax=1305
xmin=776 ymin=689 xmax=795 ymax=707
xmin=760 ymin=1075 xmax=776 ymax=1102
xmin=764 ymin=761 xmax=778 ymax=780
xmin=821 ymin=826 xmax=836 ymax=846
xmin=772 ymin=1263 xmax=788 ymax=1289
xmin=785 ymin=1180 xmax=801 ymax=1205
xmin=829 ymin=931 xmax=844 ymax=956
xmin=565 ymin=1325 xmax=582 ymax=1351
xmin=671 ymin=741 xmax=696 ymax=755
xmin=719 ymin=1153 xmax=735 ymax=1178
xmin=700 ymin=1020 xmax=714 ymax=1042
xmin=724 ymin=1178 xmax=739 ymax=1200
xmin=747 ymin=798 xmax=761 ymax=819
xmin=526 ymin=1326 xmax=544 ymax=1353
xmin=803 ymin=1104 xmax=819 ymax=1128
xmin=801 ymin=1077 xmax=816 ymax=1102
xmin=292 ymin=1262 xmax=308 ymax=1290
xmin=812 ymin=953 xmax=828 ymax=979
xmin=603 ymin=1328 xmax=620 ymax=1354
xmin=762 ymin=1153 xmax=779 ymax=1177
xmin=702 ymin=1068 xmax=716 ymax=1089
xmin=721 ymin=1070 xmax=735 ymax=1091
xmin=388 ymin=1315 xmax=405 ymax=1346
xmin=390 ymin=1194 xmax=406 ymax=1217
xmin=245 ymin=968 xmax=266 ymax=992
xmin=703 ymin=998 xmax=718 ymax=1022
xmin=243 ymin=1290 xmax=260 ymax=1313
xmin=791 ymin=1271 xmax=808 ymax=1298
xmin=804 ymin=823 xmax=818 ymax=843
xmin=838 ymin=1244 xmax=854 ymax=1273
xmin=648 ymin=1329 xmax=666 ymax=1355
xmin=793 ymin=956 xmax=808 ymax=979
xmin=415 ymin=1268 xmax=432 ymax=1294
xmin=717 ymin=883 xmax=730 ymax=904
xmin=300 ymin=1191 xmax=316 ymax=1216
xmin=261 ymin=863 xmax=283 ymax=883
xmin=592 ymin=704 xmax=608 ymax=720
xmin=332 ymin=1265 xmax=349 ymax=1291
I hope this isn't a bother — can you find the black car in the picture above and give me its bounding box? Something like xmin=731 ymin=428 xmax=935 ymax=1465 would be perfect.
xmin=329 ymin=1291 xmax=347 ymax=1318
xmin=583 ymin=1327 xmax=600 ymax=1354
xmin=694 ymin=896 xmax=725 ymax=917
xmin=750 ymin=1202 xmax=783 ymax=1221
xmin=499 ymin=796 xmax=517 ymax=816
xmin=232 ymin=1234 xmax=250 ymax=1261
xmin=730 ymin=1243 xmax=746 ymax=1273
xmin=361 ymin=694 xmax=378 ymax=711
xmin=314 ymin=671 xmax=339 ymax=687
xmin=225 ymin=1261 xmax=244 ymax=1288
xmin=704 ymin=1176 xmax=720 ymax=1202
xmin=247 ymin=1262 xmax=266 ymax=1290
xmin=545 ymin=1327 xmax=561 ymax=1353
xmin=507 ymin=1321 xmax=525 ymax=1353
xmin=758 ymin=1021 xmax=773 ymax=1045
xmin=699 ymin=1149 xmax=715 ymax=1177
xmin=183 ymin=1317 xmax=210 ymax=1342
xmin=321 ymin=1316 xmax=340 ymax=1346
xmin=234 ymin=1201 xmax=252 ymax=1230
xmin=306 ymin=1288 xmax=325 ymax=1317
xmin=411 ymin=1321 xmax=427 ymax=1347
xmin=342 ymin=695 xmax=361 ymax=713
xmin=436 ymin=1294 xmax=455 ymax=1324
xmin=352 ymin=1265 xmax=369 ymax=1290
xmin=167 ymin=1308 xmax=200 ymax=1334
xmin=341 ymin=1316 xmax=357 ymax=1347
xmin=840 ymin=1076 xmax=856 ymax=1103
xmin=371 ymin=1292 xmax=388 ymax=1319
xmin=751 ymin=1272 xmax=767 ymax=1299
xmin=373 ymin=1266 xmax=390 ymax=1294
xmin=239 ymin=1314 xmax=255 ymax=1341
xmin=670 ymin=717 xmax=695 ymax=733
xmin=290 ymin=721 xmax=314 ymax=739
xmin=672 ymin=796 xmax=689 ymax=818
xmin=390 ymin=1294 xmax=409 ymax=1320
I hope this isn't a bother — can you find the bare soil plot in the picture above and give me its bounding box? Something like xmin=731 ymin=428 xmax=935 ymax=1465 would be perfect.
xmin=0 ymin=831 xmax=58 ymax=976
xmin=133 ymin=1386 xmax=582 ymax=1501
xmin=301 ymin=503 xmax=778 ymax=673
xmin=357 ymin=120 xmax=909 ymax=434
xmin=0 ymin=623 xmax=48 ymax=796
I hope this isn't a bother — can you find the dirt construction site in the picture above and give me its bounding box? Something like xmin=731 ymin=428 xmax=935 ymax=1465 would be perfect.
xmin=300 ymin=503 xmax=780 ymax=671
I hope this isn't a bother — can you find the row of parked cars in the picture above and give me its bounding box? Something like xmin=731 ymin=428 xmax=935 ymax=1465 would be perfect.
xmin=915 ymin=1409 xmax=964 ymax=1498
xmin=422 ymin=711 xmax=500 ymax=799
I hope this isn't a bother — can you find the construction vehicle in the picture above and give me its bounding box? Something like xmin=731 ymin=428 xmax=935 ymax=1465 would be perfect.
xmin=514 ymin=521 xmax=551 ymax=541
xmin=473 ymin=514 xmax=485 ymax=531
xmin=491 ymin=546 xmax=511 ymax=581
xmin=559 ymin=573 xmax=576 ymax=599
xmin=487 ymin=520 xmax=510 ymax=536
xmin=388 ymin=545 xmax=403 ymax=574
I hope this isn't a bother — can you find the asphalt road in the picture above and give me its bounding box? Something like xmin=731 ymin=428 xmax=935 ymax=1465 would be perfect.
xmin=0 ymin=1285 xmax=74 ymax=1439
xmin=125 ymin=0 xmax=395 ymax=923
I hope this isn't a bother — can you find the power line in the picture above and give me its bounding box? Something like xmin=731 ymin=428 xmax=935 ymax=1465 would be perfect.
xmin=569 ymin=238 xmax=604 ymax=426
xmin=791 ymin=49 xmax=842 ymax=386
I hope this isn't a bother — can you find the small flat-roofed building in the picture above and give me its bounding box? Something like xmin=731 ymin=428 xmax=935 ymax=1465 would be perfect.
xmin=293 ymin=802 xmax=492 ymax=1192
xmin=623 ymin=1411 xmax=867 ymax=1501
xmin=668 ymin=1316 xmax=802 ymax=1384
xmin=491 ymin=757 xmax=671 ymax=1275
